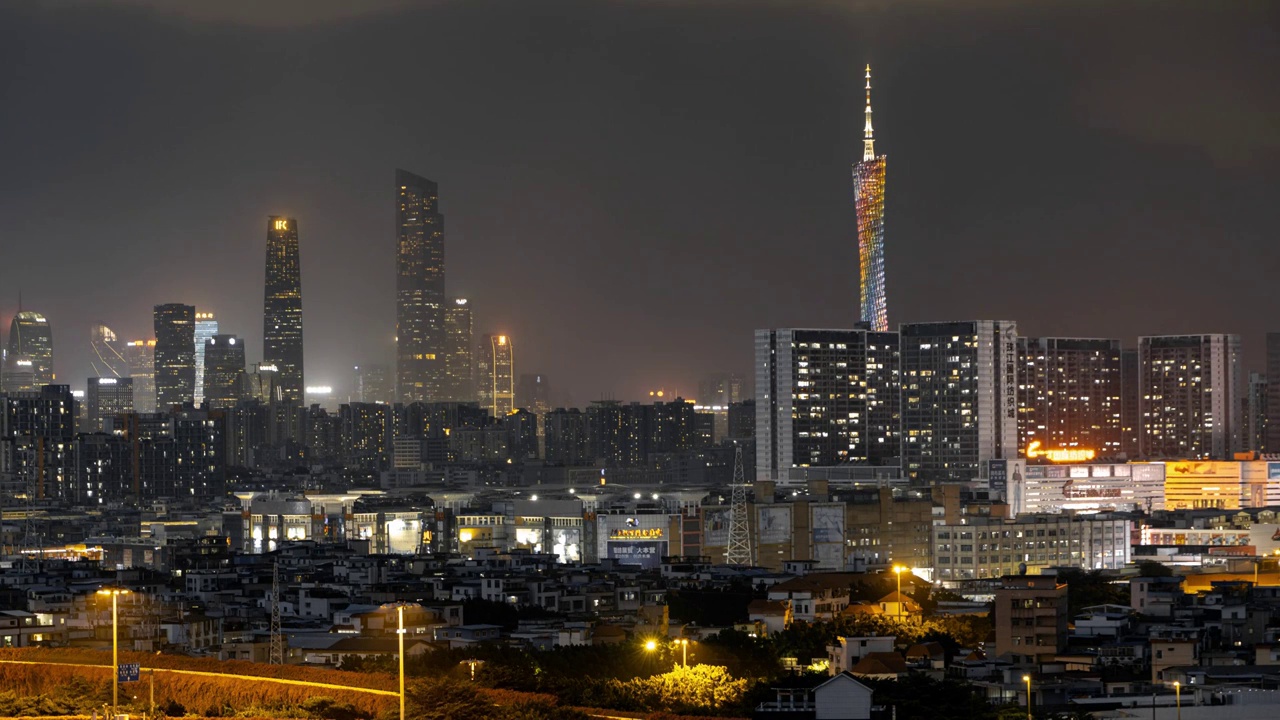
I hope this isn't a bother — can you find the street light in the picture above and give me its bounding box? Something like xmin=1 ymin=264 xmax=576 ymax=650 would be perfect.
xmin=892 ymin=565 xmax=908 ymax=619
xmin=1023 ymin=675 xmax=1032 ymax=720
xmin=97 ymin=588 xmax=130 ymax=719
xmin=380 ymin=602 xmax=421 ymax=720
xmin=644 ymin=639 xmax=657 ymax=652
xmin=674 ymin=638 xmax=689 ymax=667
xmin=1174 ymin=680 xmax=1181 ymax=720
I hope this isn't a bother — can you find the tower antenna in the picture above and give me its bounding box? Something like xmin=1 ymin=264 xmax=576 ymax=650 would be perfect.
xmin=725 ymin=442 xmax=753 ymax=566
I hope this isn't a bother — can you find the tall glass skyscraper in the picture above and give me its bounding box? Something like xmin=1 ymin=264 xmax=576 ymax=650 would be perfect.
xmin=3 ymin=310 xmax=55 ymax=392
xmin=126 ymin=339 xmax=157 ymax=413
xmin=193 ymin=311 xmax=218 ymax=407
xmin=444 ymin=297 xmax=474 ymax=402
xmin=854 ymin=65 xmax=888 ymax=332
xmin=264 ymin=216 xmax=304 ymax=402
xmin=477 ymin=334 xmax=514 ymax=418
xmin=89 ymin=323 xmax=128 ymax=378
xmin=154 ymin=303 xmax=196 ymax=408
xmin=395 ymin=169 xmax=446 ymax=403
xmin=202 ymin=333 xmax=246 ymax=410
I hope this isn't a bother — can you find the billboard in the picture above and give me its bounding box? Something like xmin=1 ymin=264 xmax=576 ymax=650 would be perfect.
xmin=607 ymin=540 xmax=664 ymax=569
xmin=811 ymin=503 xmax=845 ymax=569
xmin=758 ymin=506 xmax=791 ymax=545
xmin=1165 ymin=461 xmax=1241 ymax=479
xmin=989 ymin=460 xmax=1008 ymax=494
xmin=703 ymin=507 xmax=730 ymax=546
xmin=1270 ymin=463 xmax=1280 ymax=481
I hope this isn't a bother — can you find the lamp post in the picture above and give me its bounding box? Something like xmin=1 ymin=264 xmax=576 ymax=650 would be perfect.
xmin=893 ymin=565 xmax=907 ymax=619
xmin=1022 ymin=675 xmax=1032 ymax=720
xmin=674 ymin=638 xmax=689 ymax=667
xmin=97 ymin=588 xmax=130 ymax=719
xmin=380 ymin=602 xmax=420 ymax=720
xmin=1174 ymin=681 xmax=1181 ymax=720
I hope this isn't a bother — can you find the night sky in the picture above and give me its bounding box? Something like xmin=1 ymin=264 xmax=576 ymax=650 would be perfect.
xmin=1 ymin=1 xmax=1276 ymax=404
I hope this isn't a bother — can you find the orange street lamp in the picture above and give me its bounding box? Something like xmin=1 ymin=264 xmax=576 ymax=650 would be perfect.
xmin=1174 ymin=680 xmax=1181 ymax=720
xmin=892 ymin=566 xmax=908 ymax=618
xmin=97 ymin=588 xmax=130 ymax=719
xmin=644 ymin=639 xmax=657 ymax=652
xmin=381 ymin=602 xmax=421 ymax=720
xmin=1023 ymin=675 xmax=1032 ymax=720
xmin=674 ymin=638 xmax=689 ymax=667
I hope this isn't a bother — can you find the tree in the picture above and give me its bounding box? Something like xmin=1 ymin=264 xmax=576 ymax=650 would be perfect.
xmin=1136 ymin=560 xmax=1174 ymax=578
xmin=405 ymin=677 xmax=494 ymax=720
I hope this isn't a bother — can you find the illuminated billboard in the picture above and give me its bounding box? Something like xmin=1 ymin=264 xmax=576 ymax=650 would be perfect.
xmin=1026 ymin=440 xmax=1096 ymax=463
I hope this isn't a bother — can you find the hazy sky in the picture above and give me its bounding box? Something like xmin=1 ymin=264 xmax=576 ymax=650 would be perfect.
xmin=1 ymin=0 xmax=1276 ymax=403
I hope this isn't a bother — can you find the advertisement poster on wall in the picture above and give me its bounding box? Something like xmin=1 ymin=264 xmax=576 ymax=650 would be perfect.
xmin=757 ymin=506 xmax=791 ymax=545
xmin=607 ymin=540 xmax=664 ymax=569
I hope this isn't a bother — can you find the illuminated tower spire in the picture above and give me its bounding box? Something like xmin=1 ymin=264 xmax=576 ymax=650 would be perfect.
xmin=854 ymin=63 xmax=888 ymax=332
xmin=863 ymin=64 xmax=875 ymax=161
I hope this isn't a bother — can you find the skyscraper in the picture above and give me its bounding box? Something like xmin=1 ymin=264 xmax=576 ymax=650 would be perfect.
xmin=3 ymin=311 xmax=54 ymax=392
xmin=87 ymin=376 xmax=133 ymax=433
xmin=1016 ymin=337 xmax=1122 ymax=458
xmin=1268 ymin=333 xmax=1280 ymax=452
xmin=125 ymin=339 xmax=157 ymax=413
xmin=443 ymin=298 xmax=474 ymax=402
xmin=395 ymin=169 xmax=446 ymax=403
xmin=193 ymin=311 xmax=218 ymax=407
xmin=1139 ymin=334 xmax=1242 ymax=460
xmin=1245 ymin=371 xmax=1268 ymax=453
xmin=353 ymin=364 xmax=393 ymax=405
xmin=89 ymin=324 xmax=127 ymax=378
xmin=900 ymin=321 xmax=1018 ymax=483
xmin=154 ymin=303 xmax=196 ymax=409
xmin=203 ymin=334 xmax=246 ymax=410
xmin=854 ymin=65 xmax=888 ymax=332
xmin=477 ymin=334 xmax=515 ymax=418
xmin=263 ymin=216 xmax=304 ymax=402
xmin=1120 ymin=348 xmax=1141 ymax=458
xmin=754 ymin=328 xmax=901 ymax=482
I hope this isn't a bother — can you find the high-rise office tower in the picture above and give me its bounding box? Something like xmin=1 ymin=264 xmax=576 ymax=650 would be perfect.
xmin=1120 ymin=349 xmax=1141 ymax=458
xmin=900 ymin=321 xmax=1019 ymax=483
xmin=854 ymin=65 xmax=888 ymax=332
xmin=443 ymin=298 xmax=474 ymax=402
xmin=395 ymin=169 xmax=446 ymax=403
xmin=263 ymin=216 xmax=304 ymax=402
xmin=1268 ymin=333 xmax=1280 ymax=452
xmin=1139 ymin=334 xmax=1242 ymax=460
xmin=154 ymin=303 xmax=196 ymax=409
xmin=193 ymin=312 xmax=218 ymax=407
xmin=698 ymin=372 xmax=746 ymax=406
xmin=1016 ymin=338 xmax=1122 ymax=458
xmin=203 ymin=334 xmax=246 ymax=410
xmin=89 ymin=324 xmax=127 ymax=378
xmin=516 ymin=373 xmax=550 ymax=415
xmin=3 ymin=310 xmax=55 ymax=392
xmin=476 ymin=334 xmax=515 ymax=418
xmin=1245 ymin=372 xmax=1268 ymax=453
xmin=125 ymin=339 xmax=157 ymax=413
xmin=353 ymin=364 xmax=393 ymax=404
xmin=86 ymin=376 xmax=133 ymax=433
xmin=754 ymin=328 xmax=901 ymax=482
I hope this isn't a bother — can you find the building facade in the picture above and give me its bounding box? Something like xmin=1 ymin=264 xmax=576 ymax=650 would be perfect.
xmin=900 ymin=321 xmax=1018 ymax=484
xmin=193 ymin=312 xmax=218 ymax=407
xmin=443 ymin=298 xmax=473 ymax=402
xmin=1268 ymin=333 xmax=1280 ymax=453
xmin=89 ymin=323 xmax=128 ymax=379
xmin=395 ymin=169 xmax=446 ymax=403
xmin=3 ymin=311 xmax=54 ymax=392
xmin=754 ymin=328 xmax=901 ymax=483
xmin=477 ymin=334 xmax=514 ymax=418
xmin=202 ymin=334 xmax=246 ymax=410
xmin=1016 ymin=337 xmax=1122 ymax=459
xmin=1139 ymin=334 xmax=1242 ymax=459
xmin=154 ymin=303 xmax=196 ymax=409
xmin=87 ymin=377 xmax=133 ymax=433
xmin=125 ymin=339 xmax=157 ymax=414
xmin=263 ymin=216 xmax=304 ymax=403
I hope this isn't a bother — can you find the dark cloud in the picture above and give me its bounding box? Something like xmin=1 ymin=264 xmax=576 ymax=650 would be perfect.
xmin=0 ymin=0 xmax=1275 ymax=401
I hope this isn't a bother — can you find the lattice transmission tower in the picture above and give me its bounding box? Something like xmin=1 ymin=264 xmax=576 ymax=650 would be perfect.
xmin=269 ymin=561 xmax=284 ymax=664
xmin=725 ymin=442 xmax=754 ymax=566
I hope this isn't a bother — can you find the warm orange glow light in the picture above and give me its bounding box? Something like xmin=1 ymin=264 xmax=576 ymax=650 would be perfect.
xmin=1026 ymin=440 xmax=1096 ymax=463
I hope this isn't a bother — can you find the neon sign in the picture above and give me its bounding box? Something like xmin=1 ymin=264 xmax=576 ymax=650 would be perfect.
xmin=609 ymin=528 xmax=663 ymax=540
xmin=1027 ymin=440 xmax=1095 ymax=463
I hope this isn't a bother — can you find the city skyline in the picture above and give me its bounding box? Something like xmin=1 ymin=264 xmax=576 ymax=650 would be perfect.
xmin=0 ymin=1 xmax=1275 ymax=403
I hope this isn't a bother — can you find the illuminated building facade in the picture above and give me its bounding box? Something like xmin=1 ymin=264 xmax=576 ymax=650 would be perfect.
xmin=125 ymin=340 xmax=157 ymax=413
xmin=395 ymin=169 xmax=446 ymax=403
xmin=900 ymin=321 xmax=1019 ymax=484
xmin=89 ymin=324 xmax=127 ymax=378
xmin=477 ymin=334 xmax=514 ymax=418
xmin=1161 ymin=460 xmax=1279 ymax=511
xmin=1120 ymin=348 xmax=1141 ymax=458
xmin=854 ymin=65 xmax=887 ymax=332
xmin=1 ymin=385 xmax=76 ymax=500
xmin=3 ymin=311 xmax=54 ymax=392
xmin=933 ymin=514 xmax=1131 ymax=584
xmin=154 ymin=303 xmax=196 ymax=409
xmin=86 ymin=377 xmax=133 ymax=433
xmin=1012 ymin=461 xmax=1166 ymax=514
xmin=1139 ymin=334 xmax=1241 ymax=460
xmin=202 ymin=334 xmax=246 ymax=410
xmin=754 ymin=328 xmax=901 ymax=483
xmin=263 ymin=216 xmax=304 ymax=402
xmin=193 ymin=312 xmax=218 ymax=407
xmin=1245 ymin=372 xmax=1268 ymax=453
xmin=443 ymin=298 xmax=473 ymax=402
xmin=353 ymin=364 xmax=392 ymax=404
xmin=1016 ymin=337 xmax=1121 ymax=459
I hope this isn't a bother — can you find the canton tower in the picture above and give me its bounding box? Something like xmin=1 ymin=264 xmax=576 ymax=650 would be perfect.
xmin=854 ymin=64 xmax=888 ymax=331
